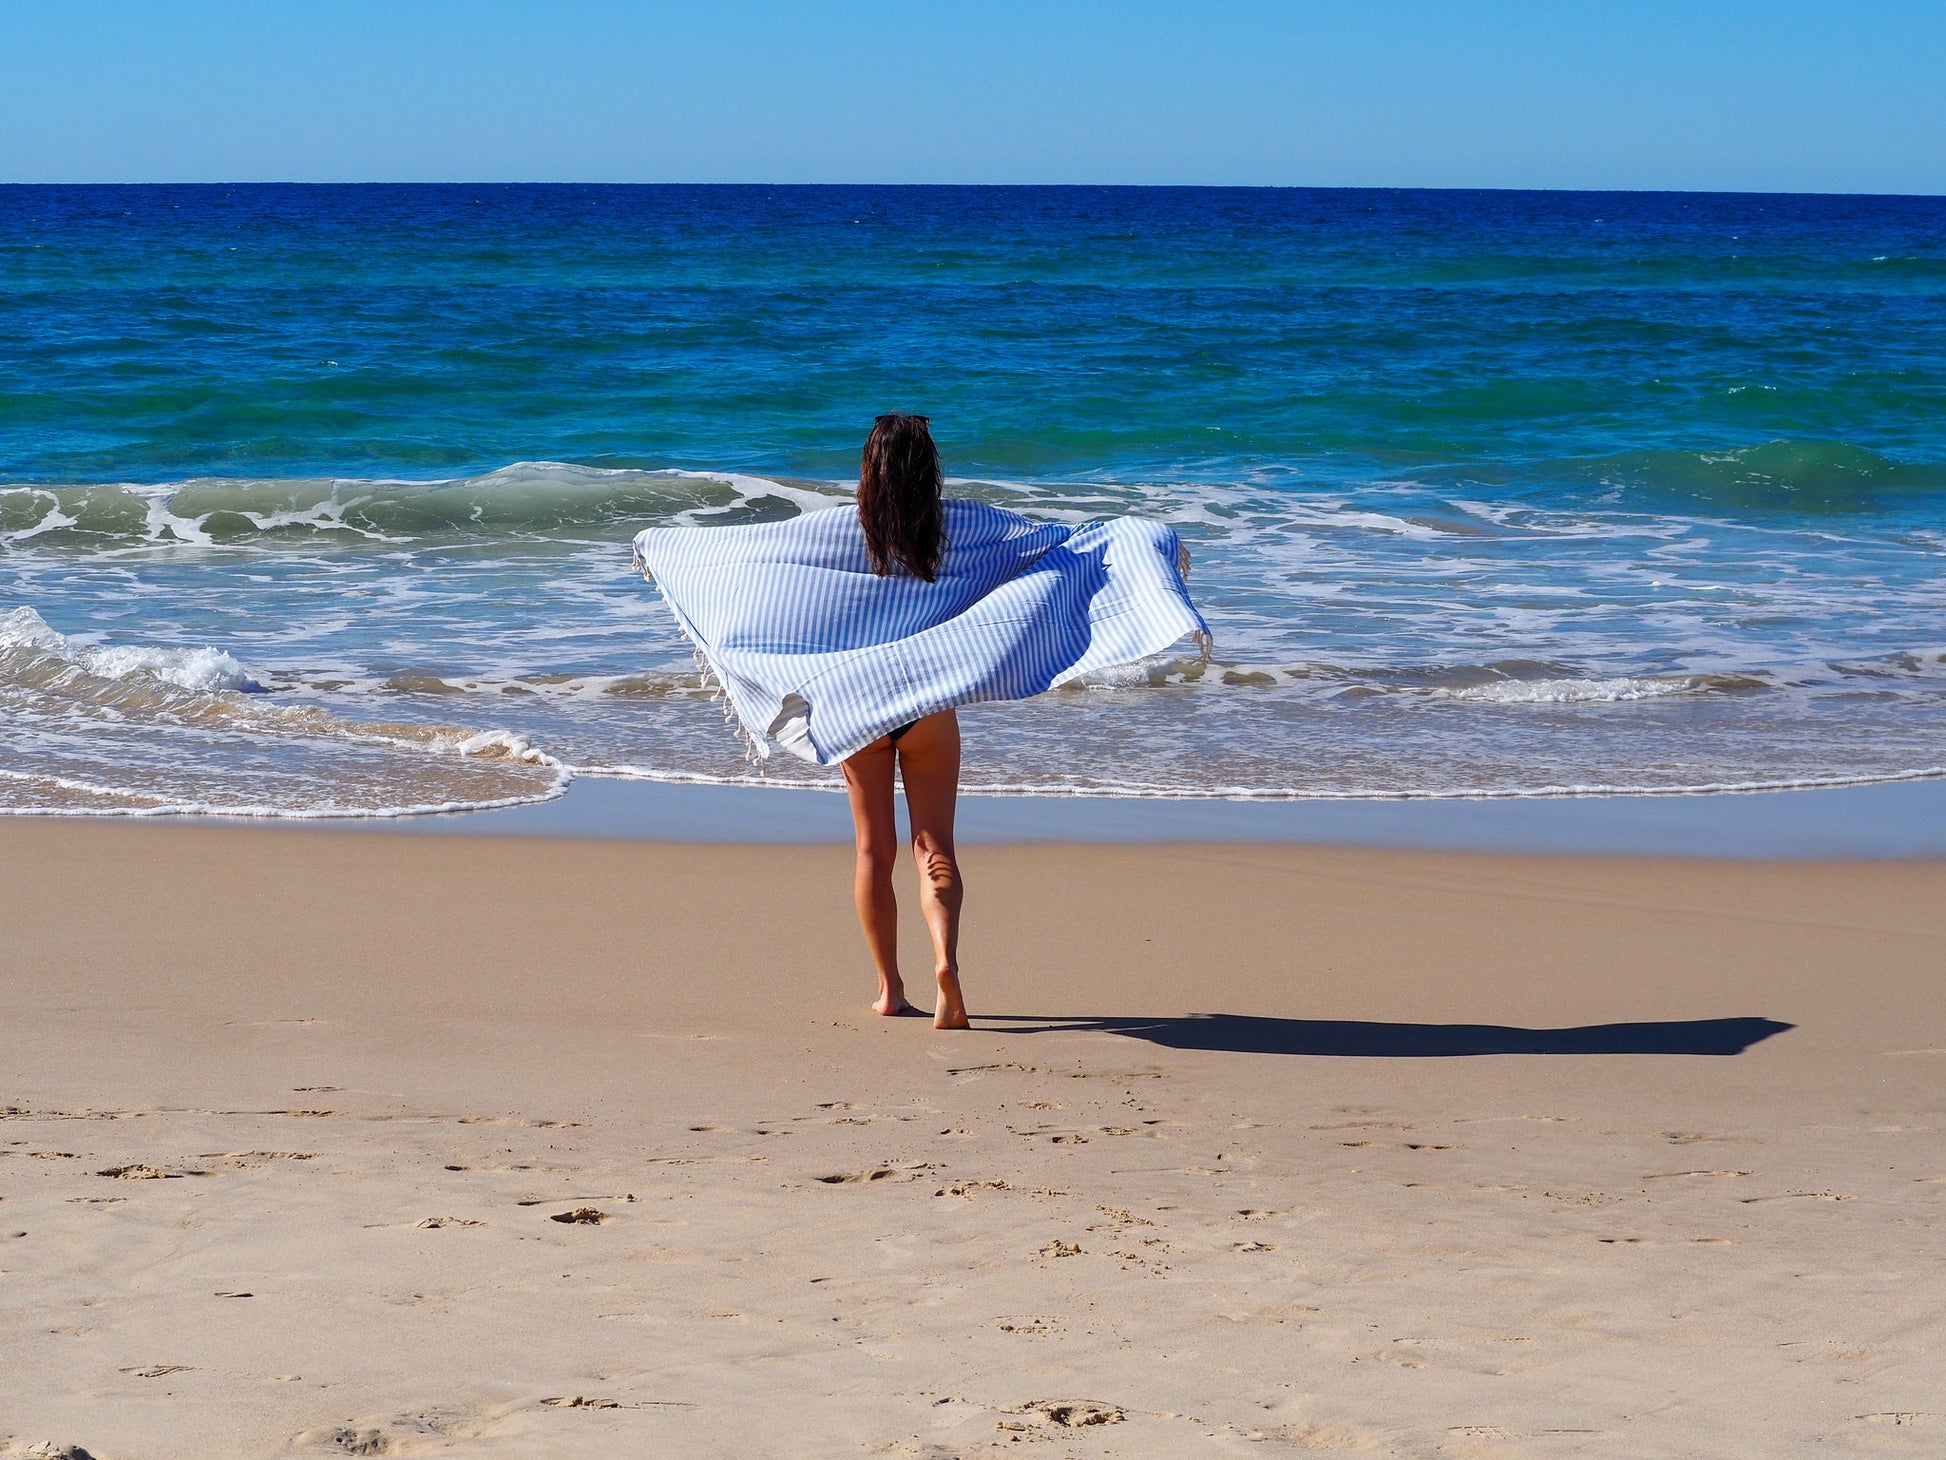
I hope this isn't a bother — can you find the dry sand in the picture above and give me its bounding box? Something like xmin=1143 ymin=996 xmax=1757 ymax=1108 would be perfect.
xmin=2 ymin=820 xmax=1943 ymax=1458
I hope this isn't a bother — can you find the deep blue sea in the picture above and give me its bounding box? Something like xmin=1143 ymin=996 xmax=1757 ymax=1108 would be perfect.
xmin=3 ymin=184 xmax=1944 ymax=816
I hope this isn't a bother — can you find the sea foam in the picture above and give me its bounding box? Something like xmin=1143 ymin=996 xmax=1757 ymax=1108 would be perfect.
xmin=1435 ymin=676 xmax=1697 ymax=705
xmin=0 ymin=605 xmax=568 ymax=818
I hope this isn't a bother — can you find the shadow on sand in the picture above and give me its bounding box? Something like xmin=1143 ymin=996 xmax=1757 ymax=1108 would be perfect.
xmin=978 ymin=1013 xmax=1792 ymax=1058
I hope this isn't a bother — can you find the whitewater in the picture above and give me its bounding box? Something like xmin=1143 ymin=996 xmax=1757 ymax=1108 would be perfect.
xmin=4 ymin=457 xmax=1944 ymax=817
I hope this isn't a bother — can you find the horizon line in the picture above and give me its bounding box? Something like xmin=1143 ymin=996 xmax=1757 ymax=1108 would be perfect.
xmin=3 ymin=180 xmax=1944 ymax=200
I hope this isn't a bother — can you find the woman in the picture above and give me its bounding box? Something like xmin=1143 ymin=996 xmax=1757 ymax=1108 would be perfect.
xmin=841 ymin=414 xmax=967 ymax=1029
xmin=631 ymin=417 xmax=1208 ymax=1035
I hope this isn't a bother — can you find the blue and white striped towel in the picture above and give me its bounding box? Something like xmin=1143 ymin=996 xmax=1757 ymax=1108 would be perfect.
xmin=632 ymin=499 xmax=1211 ymax=765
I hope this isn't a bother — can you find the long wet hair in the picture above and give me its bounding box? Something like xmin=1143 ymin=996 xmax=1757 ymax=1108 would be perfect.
xmin=857 ymin=413 xmax=945 ymax=582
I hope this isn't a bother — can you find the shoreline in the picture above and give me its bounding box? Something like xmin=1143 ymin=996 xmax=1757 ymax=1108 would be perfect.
xmin=157 ymin=771 xmax=1946 ymax=859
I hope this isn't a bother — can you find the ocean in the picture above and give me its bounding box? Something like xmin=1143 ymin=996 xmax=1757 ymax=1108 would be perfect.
xmin=3 ymin=183 xmax=1943 ymax=817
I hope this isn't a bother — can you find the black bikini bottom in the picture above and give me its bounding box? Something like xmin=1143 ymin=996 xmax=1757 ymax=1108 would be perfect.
xmin=886 ymin=720 xmax=919 ymax=743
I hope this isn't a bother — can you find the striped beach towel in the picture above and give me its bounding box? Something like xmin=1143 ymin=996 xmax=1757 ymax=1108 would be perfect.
xmin=632 ymin=499 xmax=1211 ymax=766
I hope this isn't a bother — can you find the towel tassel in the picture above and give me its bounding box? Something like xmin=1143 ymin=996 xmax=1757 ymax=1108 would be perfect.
xmin=643 ymin=554 xmax=769 ymax=770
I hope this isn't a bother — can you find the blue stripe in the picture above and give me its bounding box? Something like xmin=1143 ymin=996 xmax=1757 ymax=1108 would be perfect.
xmin=633 ymin=500 xmax=1210 ymax=766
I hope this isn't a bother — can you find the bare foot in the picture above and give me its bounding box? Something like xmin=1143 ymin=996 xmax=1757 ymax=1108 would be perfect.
xmin=873 ymin=984 xmax=920 ymax=1017
xmin=933 ymin=967 xmax=970 ymax=1030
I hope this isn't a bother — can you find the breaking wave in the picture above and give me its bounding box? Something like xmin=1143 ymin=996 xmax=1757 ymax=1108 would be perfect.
xmin=0 ymin=607 xmax=567 ymax=817
xmin=0 ymin=464 xmax=848 ymax=549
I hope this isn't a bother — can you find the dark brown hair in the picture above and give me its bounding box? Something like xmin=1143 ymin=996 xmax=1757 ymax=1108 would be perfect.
xmin=858 ymin=413 xmax=945 ymax=581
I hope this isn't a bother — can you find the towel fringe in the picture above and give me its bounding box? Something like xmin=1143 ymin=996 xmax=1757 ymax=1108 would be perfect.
xmin=644 ymin=560 xmax=769 ymax=769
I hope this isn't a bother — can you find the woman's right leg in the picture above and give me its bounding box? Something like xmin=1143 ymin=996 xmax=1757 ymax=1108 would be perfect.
xmin=896 ymin=710 xmax=968 ymax=1029
xmin=841 ymin=736 xmax=911 ymax=1016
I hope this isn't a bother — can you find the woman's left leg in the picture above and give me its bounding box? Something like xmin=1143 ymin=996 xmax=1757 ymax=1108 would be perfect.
xmin=841 ymin=735 xmax=913 ymax=1015
xmin=895 ymin=710 xmax=967 ymax=1030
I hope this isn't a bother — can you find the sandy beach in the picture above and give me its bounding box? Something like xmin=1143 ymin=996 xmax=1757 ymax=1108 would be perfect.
xmin=4 ymin=817 xmax=1943 ymax=1457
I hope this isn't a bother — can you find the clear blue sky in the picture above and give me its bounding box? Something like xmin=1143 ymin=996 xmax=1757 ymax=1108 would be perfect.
xmin=4 ymin=0 xmax=1942 ymax=192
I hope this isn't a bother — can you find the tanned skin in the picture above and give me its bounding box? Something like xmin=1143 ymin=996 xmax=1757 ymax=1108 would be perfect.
xmin=839 ymin=708 xmax=968 ymax=1029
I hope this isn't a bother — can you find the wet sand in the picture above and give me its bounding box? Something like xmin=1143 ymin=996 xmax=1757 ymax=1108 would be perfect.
xmin=4 ymin=819 xmax=1944 ymax=1457
xmin=363 ymin=773 xmax=1946 ymax=858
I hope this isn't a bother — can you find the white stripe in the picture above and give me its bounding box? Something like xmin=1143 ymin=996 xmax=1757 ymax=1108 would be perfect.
xmin=633 ymin=500 xmax=1210 ymax=765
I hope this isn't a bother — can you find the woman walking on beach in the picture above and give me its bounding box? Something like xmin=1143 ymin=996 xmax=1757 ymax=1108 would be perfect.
xmin=840 ymin=415 xmax=967 ymax=1028
xmin=631 ymin=417 xmax=1207 ymax=1033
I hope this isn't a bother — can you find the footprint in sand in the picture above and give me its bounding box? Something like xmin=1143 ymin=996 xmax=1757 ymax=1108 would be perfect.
xmin=1369 ymin=1349 xmax=1428 ymax=1370
xmin=200 ymin=1151 xmax=318 ymax=1168
xmin=517 ymin=1195 xmax=635 ymax=1207
xmin=297 ymin=1426 xmax=403 ymax=1456
xmin=1740 ymin=1190 xmax=1854 ymax=1203
xmin=5 ymin=1107 xmax=140 ymax=1122
xmin=1658 ymin=1130 xmax=1767 ymax=1145
xmin=997 ymin=1316 xmax=1053 ymax=1335
xmin=295 ymin=1407 xmax=504 ymax=1452
xmin=1003 ymin=1400 xmax=1124 ymax=1428
xmin=1856 ymin=1413 xmax=1946 ymax=1429
xmin=935 ymin=1179 xmax=1010 ymax=1197
xmin=947 ymin=1061 xmax=1041 ymax=1077
xmin=816 ymin=1168 xmax=911 ymax=1184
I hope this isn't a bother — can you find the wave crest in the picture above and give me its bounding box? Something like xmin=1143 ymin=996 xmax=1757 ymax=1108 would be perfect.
xmin=0 ymin=464 xmax=848 ymax=549
xmin=1 ymin=606 xmax=263 ymax=692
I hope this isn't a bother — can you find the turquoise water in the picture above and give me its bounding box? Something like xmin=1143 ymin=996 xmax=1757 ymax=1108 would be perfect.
xmin=3 ymin=185 xmax=1944 ymax=814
